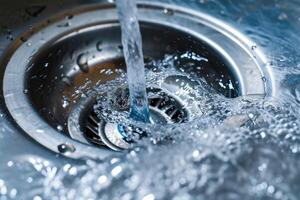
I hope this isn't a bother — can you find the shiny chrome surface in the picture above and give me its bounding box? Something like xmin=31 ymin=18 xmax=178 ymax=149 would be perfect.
xmin=2 ymin=2 xmax=270 ymax=159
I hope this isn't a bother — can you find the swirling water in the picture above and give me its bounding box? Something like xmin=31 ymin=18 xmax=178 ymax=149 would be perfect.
xmin=0 ymin=0 xmax=300 ymax=200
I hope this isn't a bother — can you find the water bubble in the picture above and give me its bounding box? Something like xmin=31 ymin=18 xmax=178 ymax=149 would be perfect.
xmin=7 ymin=161 xmax=14 ymax=167
xmin=267 ymin=185 xmax=275 ymax=194
xmin=111 ymin=165 xmax=123 ymax=177
xmin=278 ymin=13 xmax=288 ymax=21
xmin=142 ymin=194 xmax=155 ymax=200
xmin=62 ymin=97 xmax=70 ymax=108
xmin=251 ymin=44 xmax=257 ymax=50
xmin=163 ymin=8 xmax=174 ymax=16
xmin=105 ymin=69 xmax=113 ymax=75
xmin=96 ymin=41 xmax=103 ymax=51
xmin=26 ymin=177 xmax=33 ymax=183
xmin=23 ymin=89 xmax=29 ymax=94
xmin=9 ymin=188 xmax=17 ymax=199
xmin=77 ymin=53 xmax=89 ymax=73
xmin=97 ymin=175 xmax=108 ymax=185
xmin=0 ymin=185 xmax=7 ymax=195
xmin=69 ymin=167 xmax=77 ymax=176
xmin=260 ymin=132 xmax=266 ymax=139
xmin=258 ymin=163 xmax=267 ymax=172
xmin=62 ymin=77 xmax=72 ymax=86
xmin=57 ymin=22 xmax=71 ymax=27
xmin=33 ymin=196 xmax=42 ymax=200
xmin=57 ymin=125 xmax=63 ymax=132
xmin=57 ymin=143 xmax=76 ymax=153
xmin=118 ymin=45 xmax=123 ymax=51
xmin=66 ymin=15 xmax=74 ymax=20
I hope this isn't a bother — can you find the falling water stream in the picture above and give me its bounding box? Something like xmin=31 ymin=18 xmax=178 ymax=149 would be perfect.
xmin=115 ymin=0 xmax=150 ymax=123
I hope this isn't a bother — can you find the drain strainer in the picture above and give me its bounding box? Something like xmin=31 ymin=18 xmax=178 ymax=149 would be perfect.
xmin=2 ymin=2 xmax=272 ymax=159
xmin=68 ymin=87 xmax=189 ymax=151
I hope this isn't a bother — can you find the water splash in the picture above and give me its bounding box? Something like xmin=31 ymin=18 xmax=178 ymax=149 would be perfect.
xmin=1 ymin=0 xmax=300 ymax=199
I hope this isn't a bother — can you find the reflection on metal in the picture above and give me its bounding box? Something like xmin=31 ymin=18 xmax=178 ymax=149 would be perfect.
xmin=3 ymin=2 xmax=270 ymax=159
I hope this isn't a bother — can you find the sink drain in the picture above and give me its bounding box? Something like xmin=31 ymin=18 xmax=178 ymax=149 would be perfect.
xmin=68 ymin=87 xmax=189 ymax=151
xmin=2 ymin=2 xmax=272 ymax=159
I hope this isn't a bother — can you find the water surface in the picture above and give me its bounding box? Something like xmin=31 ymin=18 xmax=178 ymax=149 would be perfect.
xmin=0 ymin=0 xmax=300 ymax=200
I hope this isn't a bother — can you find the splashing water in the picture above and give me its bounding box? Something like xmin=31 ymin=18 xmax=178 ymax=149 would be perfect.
xmin=115 ymin=0 xmax=150 ymax=123
xmin=1 ymin=0 xmax=300 ymax=200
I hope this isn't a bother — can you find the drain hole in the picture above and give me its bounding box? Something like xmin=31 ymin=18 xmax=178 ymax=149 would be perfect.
xmin=85 ymin=111 xmax=105 ymax=146
xmin=68 ymin=88 xmax=189 ymax=149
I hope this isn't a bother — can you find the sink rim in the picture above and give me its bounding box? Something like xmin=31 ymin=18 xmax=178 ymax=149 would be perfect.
xmin=2 ymin=2 xmax=272 ymax=159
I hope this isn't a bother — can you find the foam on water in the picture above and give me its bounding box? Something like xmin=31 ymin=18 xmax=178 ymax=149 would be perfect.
xmin=21 ymin=53 xmax=300 ymax=199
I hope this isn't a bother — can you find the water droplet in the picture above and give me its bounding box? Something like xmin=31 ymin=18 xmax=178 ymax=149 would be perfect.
xmin=163 ymin=8 xmax=174 ymax=16
xmin=98 ymin=175 xmax=108 ymax=184
xmin=7 ymin=161 xmax=14 ymax=167
xmin=62 ymin=77 xmax=72 ymax=86
xmin=9 ymin=188 xmax=17 ymax=199
xmin=69 ymin=167 xmax=77 ymax=175
xmin=57 ymin=22 xmax=71 ymax=27
xmin=278 ymin=13 xmax=288 ymax=21
xmin=111 ymin=165 xmax=123 ymax=177
xmin=0 ymin=185 xmax=7 ymax=195
xmin=57 ymin=143 xmax=76 ymax=153
xmin=26 ymin=177 xmax=33 ymax=183
xmin=33 ymin=195 xmax=42 ymax=200
xmin=57 ymin=125 xmax=63 ymax=132
xmin=96 ymin=41 xmax=103 ymax=51
xmin=260 ymin=131 xmax=266 ymax=139
xmin=66 ymin=15 xmax=74 ymax=20
xmin=62 ymin=97 xmax=70 ymax=108
xmin=142 ymin=194 xmax=155 ymax=200
xmin=267 ymin=185 xmax=275 ymax=194
xmin=118 ymin=45 xmax=123 ymax=51
xmin=77 ymin=53 xmax=89 ymax=73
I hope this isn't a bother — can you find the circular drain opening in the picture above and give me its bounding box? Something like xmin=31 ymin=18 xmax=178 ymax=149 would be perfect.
xmin=3 ymin=3 xmax=271 ymax=159
xmin=68 ymin=87 xmax=189 ymax=150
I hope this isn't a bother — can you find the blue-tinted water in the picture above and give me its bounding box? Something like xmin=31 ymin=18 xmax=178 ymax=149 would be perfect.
xmin=115 ymin=0 xmax=150 ymax=123
xmin=0 ymin=0 xmax=300 ymax=199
